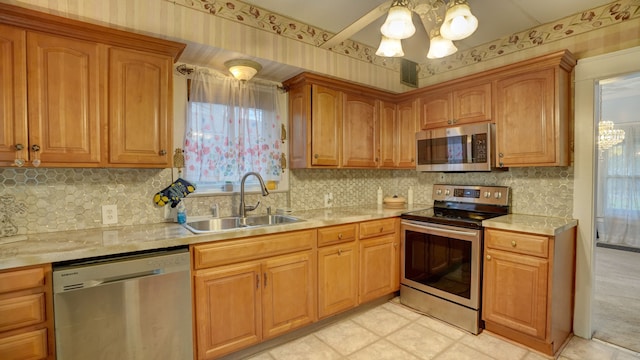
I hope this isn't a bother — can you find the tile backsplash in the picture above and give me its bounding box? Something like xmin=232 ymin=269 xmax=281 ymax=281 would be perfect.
xmin=0 ymin=166 xmax=573 ymax=237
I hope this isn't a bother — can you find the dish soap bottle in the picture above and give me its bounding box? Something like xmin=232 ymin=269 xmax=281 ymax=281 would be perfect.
xmin=377 ymin=187 xmax=383 ymax=205
xmin=176 ymin=201 xmax=187 ymax=224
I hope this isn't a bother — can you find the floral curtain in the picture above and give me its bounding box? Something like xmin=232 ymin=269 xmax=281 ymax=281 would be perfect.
xmin=183 ymin=69 xmax=282 ymax=185
xmin=600 ymin=124 xmax=640 ymax=248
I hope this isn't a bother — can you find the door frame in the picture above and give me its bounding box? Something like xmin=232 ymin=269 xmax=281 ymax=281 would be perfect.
xmin=573 ymin=45 xmax=640 ymax=338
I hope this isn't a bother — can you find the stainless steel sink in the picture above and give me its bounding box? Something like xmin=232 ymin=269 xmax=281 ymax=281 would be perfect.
xmin=183 ymin=214 xmax=303 ymax=234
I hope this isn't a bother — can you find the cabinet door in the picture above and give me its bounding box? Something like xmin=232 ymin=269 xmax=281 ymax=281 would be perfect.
xmin=396 ymin=99 xmax=418 ymax=168
xmin=483 ymin=248 xmax=549 ymax=339
xmin=109 ymin=47 xmax=171 ymax=167
xmin=452 ymin=82 xmax=491 ymax=124
xmin=378 ymin=101 xmax=396 ymax=168
xmin=262 ymin=251 xmax=316 ymax=339
xmin=0 ymin=25 xmax=27 ymax=166
xmin=359 ymin=234 xmax=399 ymax=303
xmin=193 ymin=262 xmax=262 ymax=360
xmin=288 ymin=84 xmax=310 ymax=168
xmin=342 ymin=93 xmax=377 ymax=167
xmin=495 ymin=69 xmax=557 ymax=167
xmin=419 ymin=91 xmax=451 ymax=129
xmin=27 ymin=32 xmax=103 ymax=165
xmin=311 ymin=85 xmax=341 ymax=166
xmin=318 ymin=242 xmax=358 ymax=318
xmin=0 ymin=328 xmax=48 ymax=360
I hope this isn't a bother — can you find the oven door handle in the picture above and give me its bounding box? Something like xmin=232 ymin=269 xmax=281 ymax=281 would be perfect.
xmin=402 ymin=221 xmax=478 ymax=237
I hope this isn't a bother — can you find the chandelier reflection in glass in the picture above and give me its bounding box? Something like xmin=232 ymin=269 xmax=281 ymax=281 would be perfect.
xmin=376 ymin=0 xmax=477 ymax=59
xmin=598 ymin=120 xmax=625 ymax=150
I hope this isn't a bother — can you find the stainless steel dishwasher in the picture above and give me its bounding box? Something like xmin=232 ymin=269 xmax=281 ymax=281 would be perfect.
xmin=52 ymin=247 xmax=193 ymax=360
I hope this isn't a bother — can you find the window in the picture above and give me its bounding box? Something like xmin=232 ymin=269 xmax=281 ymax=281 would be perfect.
xmin=183 ymin=69 xmax=286 ymax=193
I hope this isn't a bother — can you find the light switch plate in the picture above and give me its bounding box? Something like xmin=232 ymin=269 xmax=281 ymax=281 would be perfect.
xmin=102 ymin=204 xmax=118 ymax=225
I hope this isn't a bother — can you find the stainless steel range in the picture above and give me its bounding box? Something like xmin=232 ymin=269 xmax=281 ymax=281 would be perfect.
xmin=400 ymin=184 xmax=510 ymax=334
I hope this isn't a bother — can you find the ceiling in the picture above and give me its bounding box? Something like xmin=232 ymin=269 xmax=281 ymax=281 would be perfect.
xmin=178 ymin=0 xmax=615 ymax=82
xmin=240 ymin=0 xmax=613 ymax=63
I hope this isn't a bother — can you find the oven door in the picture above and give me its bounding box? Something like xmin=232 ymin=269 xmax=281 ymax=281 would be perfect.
xmin=401 ymin=220 xmax=482 ymax=310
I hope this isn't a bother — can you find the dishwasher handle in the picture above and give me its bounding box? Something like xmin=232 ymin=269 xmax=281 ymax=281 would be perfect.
xmin=79 ymin=269 xmax=164 ymax=289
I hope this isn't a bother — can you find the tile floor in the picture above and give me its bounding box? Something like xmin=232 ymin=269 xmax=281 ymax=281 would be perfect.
xmin=241 ymin=298 xmax=640 ymax=360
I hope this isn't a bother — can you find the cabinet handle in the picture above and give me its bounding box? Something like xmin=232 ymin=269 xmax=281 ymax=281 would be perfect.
xmin=394 ymin=243 xmax=398 ymax=248
xmin=159 ymin=149 xmax=167 ymax=156
xmin=447 ymin=119 xmax=452 ymax=125
xmin=338 ymin=233 xmax=343 ymax=239
xmin=14 ymin=144 xmax=25 ymax=167
xmin=264 ymin=273 xmax=267 ymax=287
xmin=379 ymin=227 xmax=384 ymax=232
xmin=511 ymin=240 xmax=517 ymax=247
xmin=486 ymin=255 xmax=492 ymax=260
xmin=314 ymin=154 xmax=319 ymax=159
xmin=256 ymin=274 xmax=260 ymax=289
xmin=338 ymin=249 xmax=343 ymax=255
xmin=499 ymin=153 xmax=504 ymax=157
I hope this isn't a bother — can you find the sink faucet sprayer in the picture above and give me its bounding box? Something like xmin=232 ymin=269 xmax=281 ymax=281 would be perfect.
xmin=239 ymin=172 xmax=270 ymax=219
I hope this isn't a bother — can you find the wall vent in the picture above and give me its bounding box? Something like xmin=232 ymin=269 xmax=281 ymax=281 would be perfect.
xmin=400 ymin=59 xmax=418 ymax=88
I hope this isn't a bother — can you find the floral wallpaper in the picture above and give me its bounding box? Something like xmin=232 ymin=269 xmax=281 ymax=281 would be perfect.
xmin=172 ymin=0 xmax=640 ymax=78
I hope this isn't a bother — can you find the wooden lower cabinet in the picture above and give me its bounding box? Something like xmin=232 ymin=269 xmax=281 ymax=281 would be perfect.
xmin=358 ymin=218 xmax=400 ymax=304
xmin=0 ymin=264 xmax=54 ymax=360
xmin=192 ymin=230 xmax=317 ymax=360
xmin=317 ymin=241 xmax=358 ymax=318
xmin=482 ymin=226 xmax=576 ymax=356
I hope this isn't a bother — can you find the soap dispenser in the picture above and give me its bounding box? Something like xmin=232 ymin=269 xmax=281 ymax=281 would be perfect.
xmin=176 ymin=201 xmax=187 ymax=224
xmin=377 ymin=187 xmax=383 ymax=205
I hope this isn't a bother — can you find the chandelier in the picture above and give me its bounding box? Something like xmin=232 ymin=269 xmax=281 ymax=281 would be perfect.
xmin=598 ymin=121 xmax=625 ymax=150
xmin=376 ymin=0 xmax=477 ymax=59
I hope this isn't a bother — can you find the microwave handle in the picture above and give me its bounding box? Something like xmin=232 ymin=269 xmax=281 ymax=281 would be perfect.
xmin=402 ymin=220 xmax=478 ymax=237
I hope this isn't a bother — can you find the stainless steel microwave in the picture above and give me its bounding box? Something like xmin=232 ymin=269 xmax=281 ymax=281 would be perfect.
xmin=416 ymin=123 xmax=495 ymax=172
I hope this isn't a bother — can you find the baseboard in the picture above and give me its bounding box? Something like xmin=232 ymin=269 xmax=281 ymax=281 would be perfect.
xmin=596 ymin=242 xmax=640 ymax=253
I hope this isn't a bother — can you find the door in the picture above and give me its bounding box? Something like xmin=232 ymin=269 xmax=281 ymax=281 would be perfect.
xmin=193 ymin=262 xmax=262 ymax=360
xmin=27 ymin=31 xmax=103 ymax=165
xmin=359 ymin=234 xmax=399 ymax=303
xmin=482 ymin=248 xmax=548 ymax=339
xmin=262 ymin=251 xmax=316 ymax=339
xmin=311 ymin=85 xmax=341 ymax=166
xmin=109 ymin=47 xmax=171 ymax=166
xmin=318 ymin=242 xmax=358 ymax=318
xmin=0 ymin=25 xmax=27 ymax=166
xmin=342 ymin=93 xmax=377 ymax=167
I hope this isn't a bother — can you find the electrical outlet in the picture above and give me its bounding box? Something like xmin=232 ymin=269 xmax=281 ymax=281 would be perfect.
xmin=102 ymin=204 xmax=118 ymax=225
xmin=324 ymin=193 xmax=333 ymax=208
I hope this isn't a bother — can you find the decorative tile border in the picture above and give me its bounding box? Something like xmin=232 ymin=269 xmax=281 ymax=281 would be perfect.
xmin=171 ymin=0 xmax=639 ymax=78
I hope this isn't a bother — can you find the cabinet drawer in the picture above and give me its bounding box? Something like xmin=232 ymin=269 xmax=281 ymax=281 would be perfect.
xmin=0 ymin=267 xmax=45 ymax=294
xmin=193 ymin=229 xmax=316 ymax=269
xmin=317 ymin=223 xmax=357 ymax=247
xmin=485 ymin=228 xmax=549 ymax=258
xmin=0 ymin=294 xmax=45 ymax=333
xmin=359 ymin=218 xmax=397 ymax=239
xmin=0 ymin=328 xmax=48 ymax=360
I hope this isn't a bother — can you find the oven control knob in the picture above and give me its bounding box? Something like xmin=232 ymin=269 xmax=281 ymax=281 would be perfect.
xmin=494 ymin=191 xmax=502 ymax=199
xmin=445 ymin=189 xmax=450 ymax=196
xmin=436 ymin=189 xmax=442 ymax=195
xmin=484 ymin=191 xmax=491 ymax=198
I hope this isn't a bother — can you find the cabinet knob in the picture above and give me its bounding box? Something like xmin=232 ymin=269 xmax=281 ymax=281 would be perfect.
xmin=486 ymin=255 xmax=492 ymax=260
xmin=511 ymin=240 xmax=517 ymax=247
xmin=338 ymin=249 xmax=343 ymax=255
xmin=314 ymin=154 xmax=319 ymax=159
xmin=447 ymin=120 xmax=452 ymax=124
xmin=159 ymin=149 xmax=167 ymax=156
xmin=499 ymin=153 xmax=504 ymax=157
xmin=379 ymin=227 xmax=384 ymax=232
xmin=394 ymin=242 xmax=398 ymax=248
xmin=338 ymin=233 xmax=343 ymax=239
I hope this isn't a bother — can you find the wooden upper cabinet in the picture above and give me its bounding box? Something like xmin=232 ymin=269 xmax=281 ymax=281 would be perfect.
xmin=420 ymin=82 xmax=491 ymax=130
xmin=342 ymin=93 xmax=378 ymax=167
xmin=379 ymin=101 xmax=397 ymax=168
xmin=396 ymin=99 xmax=418 ymax=168
xmin=108 ymin=47 xmax=172 ymax=167
xmin=311 ymin=85 xmax=342 ymax=167
xmin=0 ymin=3 xmax=185 ymax=168
xmin=287 ymin=84 xmax=309 ymax=168
xmin=495 ymin=67 xmax=569 ymax=167
xmin=27 ymin=31 xmax=103 ymax=166
xmin=0 ymin=24 xmax=27 ymax=166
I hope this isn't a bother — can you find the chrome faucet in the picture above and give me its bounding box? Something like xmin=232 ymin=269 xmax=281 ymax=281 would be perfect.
xmin=239 ymin=172 xmax=270 ymax=219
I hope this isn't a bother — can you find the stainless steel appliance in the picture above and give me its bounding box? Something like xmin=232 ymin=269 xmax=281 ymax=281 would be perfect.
xmin=400 ymin=184 xmax=510 ymax=334
xmin=53 ymin=247 xmax=192 ymax=360
xmin=416 ymin=122 xmax=495 ymax=172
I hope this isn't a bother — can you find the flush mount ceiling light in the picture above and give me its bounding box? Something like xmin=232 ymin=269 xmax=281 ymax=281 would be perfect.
xmin=224 ymin=59 xmax=262 ymax=81
xmin=377 ymin=0 xmax=478 ymax=60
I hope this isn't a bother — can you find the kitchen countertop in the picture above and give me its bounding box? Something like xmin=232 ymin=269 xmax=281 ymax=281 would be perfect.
xmin=0 ymin=204 xmax=429 ymax=271
xmin=482 ymin=214 xmax=578 ymax=236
